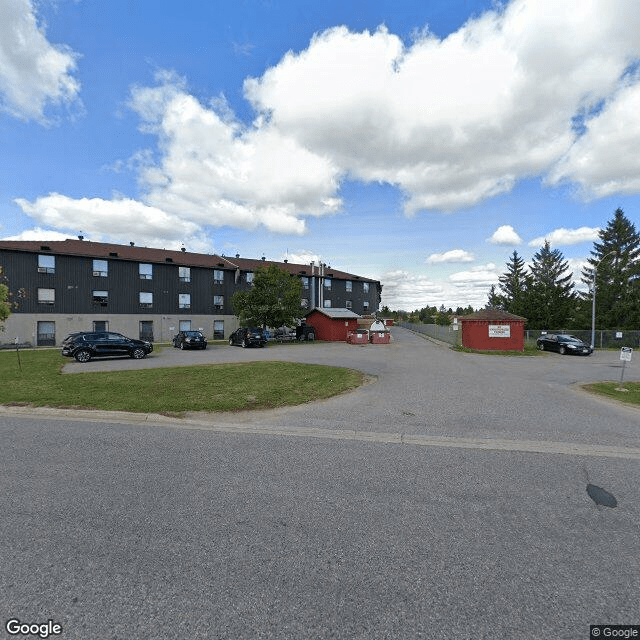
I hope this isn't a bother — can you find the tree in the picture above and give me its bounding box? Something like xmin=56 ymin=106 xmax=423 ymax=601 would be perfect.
xmin=527 ymin=241 xmax=575 ymax=329
xmin=486 ymin=284 xmax=504 ymax=309
xmin=581 ymin=208 xmax=640 ymax=329
xmin=0 ymin=267 xmax=10 ymax=330
xmin=231 ymin=264 xmax=304 ymax=329
xmin=497 ymin=251 xmax=530 ymax=316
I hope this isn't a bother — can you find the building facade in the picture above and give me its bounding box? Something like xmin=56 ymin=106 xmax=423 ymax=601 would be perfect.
xmin=0 ymin=239 xmax=382 ymax=346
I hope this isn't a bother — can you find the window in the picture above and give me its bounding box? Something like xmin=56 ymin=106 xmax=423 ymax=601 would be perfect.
xmin=246 ymin=272 xmax=253 ymax=284
xmin=323 ymin=299 xmax=331 ymax=308
xmin=179 ymin=320 xmax=191 ymax=331
xmin=324 ymin=278 xmax=331 ymax=289
xmin=301 ymin=276 xmax=309 ymax=289
xmin=93 ymin=259 xmax=108 ymax=277
xmin=346 ymin=280 xmax=352 ymax=292
xmin=179 ymin=266 xmax=191 ymax=283
xmin=38 ymin=288 xmax=55 ymax=304
xmin=139 ymin=263 xmax=153 ymax=280
xmin=37 ymin=321 xmax=55 ymax=346
xmin=179 ymin=293 xmax=191 ymax=309
xmin=214 ymin=320 xmax=224 ymax=340
xmin=214 ymin=269 xmax=224 ymax=285
xmin=139 ymin=320 xmax=154 ymax=342
xmin=38 ymin=254 xmax=55 ymax=274
xmin=139 ymin=291 xmax=153 ymax=308
xmin=214 ymin=295 xmax=224 ymax=310
xmin=346 ymin=300 xmax=352 ymax=309
xmin=363 ymin=282 xmax=369 ymax=293
xmin=363 ymin=301 xmax=369 ymax=311
xmin=301 ymin=298 xmax=309 ymax=308
xmin=93 ymin=320 xmax=108 ymax=332
xmin=92 ymin=290 xmax=108 ymax=306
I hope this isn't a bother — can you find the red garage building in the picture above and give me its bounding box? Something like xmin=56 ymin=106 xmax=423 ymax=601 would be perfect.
xmin=459 ymin=309 xmax=526 ymax=351
xmin=305 ymin=308 xmax=361 ymax=341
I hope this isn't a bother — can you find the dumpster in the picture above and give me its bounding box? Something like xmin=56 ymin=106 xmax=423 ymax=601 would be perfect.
xmin=369 ymin=320 xmax=391 ymax=344
xmin=346 ymin=329 xmax=369 ymax=345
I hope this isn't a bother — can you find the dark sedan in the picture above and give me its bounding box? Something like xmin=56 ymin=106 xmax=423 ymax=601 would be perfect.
xmin=228 ymin=327 xmax=267 ymax=348
xmin=536 ymin=333 xmax=593 ymax=355
xmin=172 ymin=330 xmax=207 ymax=350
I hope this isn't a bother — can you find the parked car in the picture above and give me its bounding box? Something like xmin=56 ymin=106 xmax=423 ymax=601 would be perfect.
xmin=536 ymin=333 xmax=593 ymax=355
xmin=61 ymin=332 xmax=153 ymax=362
xmin=172 ymin=330 xmax=207 ymax=350
xmin=228 ymin=327 xmax=267 ymax=348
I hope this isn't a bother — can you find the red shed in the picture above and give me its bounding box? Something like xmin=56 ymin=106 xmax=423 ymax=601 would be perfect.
xmin=459 ymin=309 xmax=526 ymax=351
xmin=305 ymin=308 xmax=361 ymax=341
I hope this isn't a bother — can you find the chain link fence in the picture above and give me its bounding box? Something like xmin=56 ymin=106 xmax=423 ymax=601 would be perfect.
xmin=399 ymin=321 xmax=640 ymax=350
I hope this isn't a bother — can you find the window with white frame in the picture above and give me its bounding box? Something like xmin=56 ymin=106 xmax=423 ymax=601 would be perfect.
xmin=38 ymin=254 xmax=55 ymax=274
xmin=179 ymin=266 xmax=191 ymax=282
xmin=346 ymin=280 xmax=352 ymax=292
xmin=246 ymin=272 xmax=253 ymax=284
xmin=179 ymin=293 xmax=191 ymax=309
xmin=323 ymin=299 xmax=331 ymax=308
xmin=213 ymin=295 xmax=224 ymax=310
xmin=37 ymin=321 xmax=55 ymax=346
xmin=92 ymin=290 xmax=108 ymax=305
xmin=301 ymin=276 xmax=309 ymax=289
xmin=139 ymin=291 xmax=153 ymax=307
xmin=92 ymin=259 xmax=108 ymax=277
xmin=179 ymin=320 xmax=191 ymax=331
xmin=324 ymin=278 xmax=331 ymax=289
xmin=214 ymin=269 xmax=224 ymax=285
xmin=214 ymin=320 xmax=224 ymax=339
xmin=346 ymin=300 xmax=352 ymax=309
xmin=363 ymin=301 xmax=369 ymax=311
xmin=363 ymin=282 xmax=369 ymax=293
xmin=139 ymin=263 xmax=153 ymax=280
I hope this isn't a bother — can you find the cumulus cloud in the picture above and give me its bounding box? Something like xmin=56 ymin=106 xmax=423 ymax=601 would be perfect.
xmin=426 ymin=249 xmax=474 ymax=264
xmin=528 ymin=226 xmax=600 ymax=247
xmin=14 ymin=193 xmax=211 ymax=252
xmin=283 ymin=250 xmax=323 ymax=265
xmin=488 ymin=225 xmax=522 ymax=245
xmin=0 ymin=0 xmax=81 ymax=123
xmin=1 ymin=227 xmax=72 ymax=241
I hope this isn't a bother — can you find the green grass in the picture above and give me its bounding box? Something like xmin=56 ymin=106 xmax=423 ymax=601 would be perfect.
xmin=583 ymin=382 xmax=640 ymax=406
xmin=0 ymin=349 xmax=365 ymax=415
xmin=452 ymin=343 xmax=542 ymax=356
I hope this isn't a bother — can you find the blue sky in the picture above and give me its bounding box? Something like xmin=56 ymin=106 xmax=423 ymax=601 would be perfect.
xmin=2 ymin=0 xmax=640 ymax=310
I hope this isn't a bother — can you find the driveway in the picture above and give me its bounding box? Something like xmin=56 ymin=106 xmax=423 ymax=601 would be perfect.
xmin=59 ymin=327 xmax=640 ymax=450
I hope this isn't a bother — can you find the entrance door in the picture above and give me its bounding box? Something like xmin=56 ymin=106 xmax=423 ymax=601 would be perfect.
xmin=37 ymin=321 xmax=55 ymax=346
xmin=139 ymin=320 xmax=154 ymax=342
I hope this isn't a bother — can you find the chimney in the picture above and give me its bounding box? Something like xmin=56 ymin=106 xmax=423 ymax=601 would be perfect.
xmin=181 ymin=247 xmax=186 ymax=252
xmin=262 ymin=256 xmax=266 ymax=261
xmin=235 ymin=253 xmax=240 ymax=258
xmin=130 ymin=242 xmax=134 ymax=246
xmin=284 ymin=259 xmax=288 ymax=263
xmin=78 ymin=235 xmax=84 ymax=241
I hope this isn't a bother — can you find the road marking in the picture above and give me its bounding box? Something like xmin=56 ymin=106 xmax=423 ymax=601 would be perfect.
xmin=2 ymin=406 xmax=640 ymax=460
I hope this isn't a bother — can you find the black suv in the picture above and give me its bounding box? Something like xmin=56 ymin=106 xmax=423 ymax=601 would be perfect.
xmin=228 ymin=327 xmax=267 ymax=348
xmin=61 ymin=332 xmax=153 ymax=363
xmin=172 ymin=330 xmax=207 ymax=350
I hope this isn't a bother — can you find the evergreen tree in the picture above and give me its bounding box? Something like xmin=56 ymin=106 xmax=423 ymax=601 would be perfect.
xmin=582 ymin=208 xmax=640 ymax=329
xmin=486 ymin=284 xmax=504 ymax=310
xmin=527 ymin=241 xmax=575 ymax=329
xmin=497 ymin=251 xmax=529 ymax=316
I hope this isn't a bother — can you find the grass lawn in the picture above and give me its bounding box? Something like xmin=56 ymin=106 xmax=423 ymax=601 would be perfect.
xmin=583 ymin=382 xmax=640 ymax=407
xmin=0 ymin=349 xmax=365 ymax=415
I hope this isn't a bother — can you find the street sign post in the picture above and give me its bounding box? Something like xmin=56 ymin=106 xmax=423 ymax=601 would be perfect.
xmin=618 ymin=347 xmax=633 ymax=388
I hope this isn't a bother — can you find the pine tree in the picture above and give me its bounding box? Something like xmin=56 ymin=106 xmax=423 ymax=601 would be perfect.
xmin=486 ymin=284 xmax=504 ymax=310
xmin=497 ymin=251 xmax=529 ymax=316
xmin=527 ymin=241 xmax=576 ymax=329
xmin=582 ymin=208 xmax=640 ymax=329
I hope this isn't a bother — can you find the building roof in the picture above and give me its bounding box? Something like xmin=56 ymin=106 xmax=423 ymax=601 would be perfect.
xmin=308 ymin=308 xmax=361 ymax=320
xmin=460 ymin=309 xmax=527 ymax=322
xmin=0 ymin=238 xmax=378 ymax=283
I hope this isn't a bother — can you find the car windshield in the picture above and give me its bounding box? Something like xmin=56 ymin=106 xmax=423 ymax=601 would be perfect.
xmin=558 ymin=336 xmax=582 ymax=343
xmin=184 ymin=331 xmax=202 ymax=337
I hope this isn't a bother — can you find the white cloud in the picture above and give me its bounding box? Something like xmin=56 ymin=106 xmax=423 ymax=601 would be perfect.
xmin=488 ymin=225 xmax=522 ymax=245
xmin=426 ymin=249 xmax=474 ymax=264
xmin=1 ymin=227 xmax=72 ymax=241
xmin=283 ymin=250 xmax=323 ymax=265
xmin=0 ymin=0 xmax=81 ymax=123
xmin=14 ymin=193 xmax=211 ymax=252
xmin=528 ymin=226 xmax=600 ymax=247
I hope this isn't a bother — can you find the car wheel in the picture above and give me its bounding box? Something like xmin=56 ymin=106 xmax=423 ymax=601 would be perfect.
xmin=131 ymin=347 xmax=146 ymax=359
xmin=538 ymin=342 xmax=544 ymax=351
xmin=74 ymin=349 xmax=92 ymax=363
xmin=180 ymin=342 xmax=185 ymax=350
xmin=559 ymin=346 xmax=566 ymax=355
xmin=242 ymin=339 xmax=247 ymax=348
xmin=229 ymin=338 xmax=234 ymax=346
xmin=307 ymin=332 xmax=315 ymax=341
xmin=202 ymin=345 xmax=207 ymax=350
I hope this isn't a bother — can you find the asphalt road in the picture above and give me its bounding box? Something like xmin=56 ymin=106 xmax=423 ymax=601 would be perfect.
xmin=1 ymin=328 xmax=639 ymax=639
